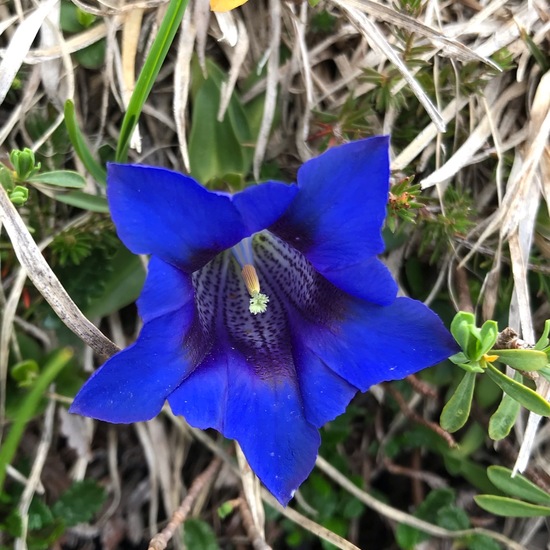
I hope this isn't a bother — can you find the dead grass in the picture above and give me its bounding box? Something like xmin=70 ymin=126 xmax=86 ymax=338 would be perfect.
xmin=1 ymin=0 xmax=549 ymax=548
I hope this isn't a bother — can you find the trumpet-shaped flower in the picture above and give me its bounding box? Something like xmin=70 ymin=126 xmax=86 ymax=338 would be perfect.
xmin=70 ymin=136 xmax=457 ymax=505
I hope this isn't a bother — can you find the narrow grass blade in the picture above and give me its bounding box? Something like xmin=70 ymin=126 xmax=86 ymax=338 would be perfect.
xmin=64 ymin=100 xmax=107 ymax=185
xmin=116 ymin=0 xmax=190 ymax=162
xmin=0 ymin=348 xmax=73 ymax=492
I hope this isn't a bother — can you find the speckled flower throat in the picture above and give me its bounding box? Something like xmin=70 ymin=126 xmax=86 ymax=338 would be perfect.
xmin=191 ymin=232 xmax=336 ymax=376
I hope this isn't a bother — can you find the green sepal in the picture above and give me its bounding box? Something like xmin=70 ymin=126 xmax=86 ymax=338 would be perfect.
xmin=440 ymin=371 xmax=476 ymax=433
xmin=449 ymin=352 xmax=485 ymax=373
xmin=491 ymin=348 xmax=548 ymax=372
xmin=485 ymin=363 xmax=550 ymax=416
xmin=487 ymin=466 xmax=550 ymax=506
xmin=474 ymin=495 xmax=550 ymax=517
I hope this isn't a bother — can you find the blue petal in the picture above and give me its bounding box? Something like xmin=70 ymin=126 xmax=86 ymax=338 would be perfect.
xmin=270 ymin=136 xmax=390 ymax=270
xmin=137 ymin=256 xmax=194 ymax=323
xmin=108 ymin=164 xmax=246 ymax=272
xmin=70 ymin=303 xmax=207 ymax=424
xmin=169 ymin=347 xmax=320 ymax=506
xmin=231 ymin=181 xmax=298 ymax=234
xmin=107 ymin=165 xmax=296 ymax=272
xmin=291 ymin=335 xmax=358 ymax=428
xmin=319 ymin=255 xmax=397 ymax=305
xmin=296 ymin=297 xmax=458 ymax=392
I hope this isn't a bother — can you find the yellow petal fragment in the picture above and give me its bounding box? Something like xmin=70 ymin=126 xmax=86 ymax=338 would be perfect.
xmin=483 ymin=353 xmax=499 ymax=363
xmin=241 ymin=264 xmax=261 ymax=296
xmin=210 ymin=0 xmax=248 ymax=12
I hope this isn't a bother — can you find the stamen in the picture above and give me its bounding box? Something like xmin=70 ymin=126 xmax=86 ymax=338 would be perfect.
xmin=242 ymin=264 xmax=260 ymax=295
xmin=241 ymin=264 xmax=269 ymax=315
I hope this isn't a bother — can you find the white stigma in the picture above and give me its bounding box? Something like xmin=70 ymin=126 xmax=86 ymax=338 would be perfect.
xmin=241 ymin=264 xmax=269 ymax=315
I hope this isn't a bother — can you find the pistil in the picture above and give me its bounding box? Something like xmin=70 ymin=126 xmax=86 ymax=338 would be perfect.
xmin=241 ymin=264 xmax=269 ymax=315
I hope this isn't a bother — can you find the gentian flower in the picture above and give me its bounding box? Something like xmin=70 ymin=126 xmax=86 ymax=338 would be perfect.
xmin=70 ymin=136 xmax=457 ymax=505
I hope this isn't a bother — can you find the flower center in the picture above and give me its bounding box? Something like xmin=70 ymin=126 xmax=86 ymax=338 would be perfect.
xmin=241 ymin=264 xmax=270 ymax=315
xmin=232 ymin=237 xmax=270 ymax=315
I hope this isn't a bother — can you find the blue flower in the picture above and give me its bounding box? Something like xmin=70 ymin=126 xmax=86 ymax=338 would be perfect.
xmin=70 ymin=136 xmax=457 ymax=506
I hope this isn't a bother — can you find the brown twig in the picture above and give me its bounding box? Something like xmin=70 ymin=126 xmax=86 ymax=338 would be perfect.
xmin=386 ymin=385 xmax=457 ymax=448
xmin=239 ymin=496 xmax=272 ymax=550
xmin=406 ymin=374 xmax=438 ymax=399
xmin=148 ymin=458 xmax=222 ymax=550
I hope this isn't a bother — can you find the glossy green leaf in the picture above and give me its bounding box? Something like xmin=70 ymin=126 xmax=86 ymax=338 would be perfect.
xmin=52 ymin=190 xmax=109 ymax=212
xmin=450 ymin=312 xmax=475 ymax=354
xmin=188 ymin=59 xmax=253 ymax=183
xmin=486 ymin=466 xmax=550 ymax=505
xmin=479 ymin=320 xmax=498 ymax=356
xmin=440 ymin=371 xmax=476 ymax=432
xmin=116 ymin=0 xmax=189 ymax=161
xmin=474 ymin=495 xmax=550 ymax=517
xmin=486 ymin=363 xmax=550 ymax=416
xmin=488 ymin=391 xmax=520 ymax=440
xmin=28 ymin=170 xmax=86 ymax=189
xmin=492 ymin=349 xmax=548 ymax=371
xmin=64 ymin=100 xmax=107 ymax=184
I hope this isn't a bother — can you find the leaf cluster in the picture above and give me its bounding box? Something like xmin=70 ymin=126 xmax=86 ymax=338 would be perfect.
xmin=0 ymin=480 xmax=106 ymax=550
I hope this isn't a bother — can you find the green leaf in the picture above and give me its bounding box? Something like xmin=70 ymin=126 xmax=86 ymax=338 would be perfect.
xmin=64 ymin=100 xmax=107 ymax=184
xmin=474 ymin=495 xmax=550 ymax=517
xmin=486 ymin=466 xmax=550 ymax=505
xmin=84 ymin=247 xmax=146 ymax=318
xmin=52 ymin=480 xmax=107 ymax=527
xmin=396 ymin=489 xmax=455 ymax=549
xmin=116 ymin=0 xmax=189 ymax=161
xmin=182 ymin=519 xmax=219 ymax=550
xmin=488 ymin=391 xmax=521 ymax=440
xmin=28 ymin=170 xmax=86 ymax=189
xmin=485 ymin=363 xmax=550 ymax=416
xmin=451 ymin=312 xmax=476 ymax=353
xmin=188 ymin=59 xmax=253 ymax=183
xmin=440 ymin=371 xmax=476 ymax=432
xmin=479 ymin=320 xmax=499 ymax=356
xmin=491 ymin=349 xmax=548 ymax=372
xmin=465 ymin=533 xmax=502 ymax=550
xmin=534 ymin=320 xmax=550 ymax=351
xmin=74 ymin=39 xmax=106 ymax=69
xmin=52 ymin=190 xmax=109 ymax=212
xmin=28 ymin=498 xmax=54 ymax=530
xmin=436 ymin=505 xmax=470 ymax=530
xmin=10 ymin=359 xmax=40 ymax=387
xmin=0 ymin=349 xmax=73 ymax=492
